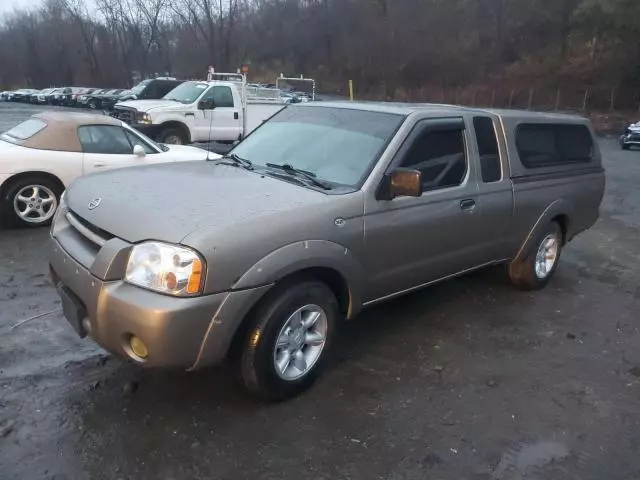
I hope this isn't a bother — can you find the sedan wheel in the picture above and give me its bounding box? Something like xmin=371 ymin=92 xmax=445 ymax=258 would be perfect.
xmin=13 ymin=184 xmax=58 ymax=225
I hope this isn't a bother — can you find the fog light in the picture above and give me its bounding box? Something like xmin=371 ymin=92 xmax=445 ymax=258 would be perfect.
xmin=130 ymin=336 xmax=149 ymax=359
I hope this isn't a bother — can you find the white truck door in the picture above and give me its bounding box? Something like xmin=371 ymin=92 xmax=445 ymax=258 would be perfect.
xmin=195 ymin=85 xmax=241 ymax=142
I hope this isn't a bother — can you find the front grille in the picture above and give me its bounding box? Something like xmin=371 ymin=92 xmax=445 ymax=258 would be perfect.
xmin=111 ymin=107 xmax=135 ymax=125
xmin=66 ymin=210 xmax=113 ymax=247
xmin=629 ymin=133 xmax=640 ymax=141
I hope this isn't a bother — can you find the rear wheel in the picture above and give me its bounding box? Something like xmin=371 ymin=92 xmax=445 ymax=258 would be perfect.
xmin=508 ymin=222 xmax=562 ymax=290
xmin=2 ymin=176 xmax=62 ymax=228
xmin=239 ymin=280 xmax=338 ymax=401
xmin=158 ymin=127 xmax=187 ymax=145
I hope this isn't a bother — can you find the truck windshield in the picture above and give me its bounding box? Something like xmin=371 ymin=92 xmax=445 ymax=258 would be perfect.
xmin=164 ymin=82 xmax=209 ymax=104
xmin=231 ymin=107 xmax=405 ymax=188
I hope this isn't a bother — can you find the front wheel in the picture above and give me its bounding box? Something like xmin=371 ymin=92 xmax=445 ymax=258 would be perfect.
xmin=240 ymin=280 xmax=338 ymax=401
xmin=508 ymin=222 xmax=562 ymax=290
xmin=2 ymin=177 xmax=62 ymax=228
xmin=158 ymin=127 xmax=187 ymax=145
xmin=622 ymin=143 xmax=631 ymax=150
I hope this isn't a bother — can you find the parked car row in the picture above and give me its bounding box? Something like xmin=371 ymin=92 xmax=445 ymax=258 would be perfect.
xmin=1 ymin=87 xmax=136 ymax=110
xmin=0 ymin=78 xmax=187 ymax=111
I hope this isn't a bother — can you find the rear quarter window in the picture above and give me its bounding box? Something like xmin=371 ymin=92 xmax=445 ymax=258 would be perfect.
xmin=2 ymin=119 xmax=47 ymax=140
xmin=516 ymin=123 xmax=593 ymax=169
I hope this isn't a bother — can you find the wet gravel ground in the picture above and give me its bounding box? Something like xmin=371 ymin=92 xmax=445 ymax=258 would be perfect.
xmin=1 ymin=102 xmax=640 ymax=479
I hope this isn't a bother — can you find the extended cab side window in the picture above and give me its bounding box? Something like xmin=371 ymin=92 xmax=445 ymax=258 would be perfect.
xmin=516 ymin=123 xmax=593 ymax=168
xmin=212 ymin=86 xmax=234 ymax=108
xmin=473 ymin=116 xmax=501 ymax=183
xmin=78 ymin=125 xmax=133 ymax=155
xmin=398 ymin=123 xmax=467 ymax=191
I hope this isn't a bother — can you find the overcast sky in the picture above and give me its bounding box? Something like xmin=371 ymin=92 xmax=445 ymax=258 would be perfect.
xmin=0 ymin=0 xmax=44 ymax=16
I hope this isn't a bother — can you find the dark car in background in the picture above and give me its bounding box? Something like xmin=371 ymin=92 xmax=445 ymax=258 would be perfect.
xmin=45 ymin=88 xmax=66 ymax=104
xmin=56 ymin=87 xmax=86 ymax=106
xmin=620 ymin=122 xmax=640 ymax=150
xmin=99 ymin=90 xmax=131 ymax=110
xmin=26 ymin=90 xmax=41 ymax=104
xmin=117 ymin=78 xmax=183 ymax=103
xmin=69 ymin=88 xmax=100 ymax=107
xmin=52 ymin=87 xmax=72 ymax=105
xmin=85 ymin=89 xmax=125 ymax=109
xmin=11 ymin=89 xmax=39 ymax=102
xmin=77 ymin=89 xmax=107 ymax=108
xmin=35 ymin=88 xmax=59 ymax=104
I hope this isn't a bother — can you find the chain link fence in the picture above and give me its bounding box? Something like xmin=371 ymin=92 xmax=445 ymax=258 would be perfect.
xmin=328 ymin=82 xmax=640 ymax=133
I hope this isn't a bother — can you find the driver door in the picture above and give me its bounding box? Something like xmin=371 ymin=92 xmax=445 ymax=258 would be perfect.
xmin=363 ymin=117 xmax=485 ymax=302
xmin=195 ymin=85 xmax=241 ymax=142
xmin=79 ymin=125 xmax=152 ymax=174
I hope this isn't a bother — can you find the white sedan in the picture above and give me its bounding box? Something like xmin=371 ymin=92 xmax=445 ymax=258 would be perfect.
xmin=0 ymin=111 xmax=219 ymax=227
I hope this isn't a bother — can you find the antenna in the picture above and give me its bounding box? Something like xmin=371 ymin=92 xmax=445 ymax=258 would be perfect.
xmin=206 ymin=84 xmax=215 ymax=160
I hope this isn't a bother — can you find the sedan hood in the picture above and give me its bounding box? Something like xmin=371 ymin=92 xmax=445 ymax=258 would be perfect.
xmin=115 ymin=100 xmax=181 ymax=112
xmin=65 ymin=162 xmax=328 ymax=244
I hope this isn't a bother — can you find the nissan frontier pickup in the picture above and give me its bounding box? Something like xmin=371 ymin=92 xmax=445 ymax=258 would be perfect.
xmin=49 ymin=103 xmax=605 ymax=400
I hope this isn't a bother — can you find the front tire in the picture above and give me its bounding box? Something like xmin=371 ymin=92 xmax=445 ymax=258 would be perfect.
xmin=240 ymin=280 xmax=338 ymax=402
xmin=2 ymin=176 xmax=62 ymax=228
xmin=508 ymin=222 xmax=562 ymax=290
xmin=622 ymin=143 xmax=631 ymax=150
xmin=158 ymin=127 xmax=187 ymax=145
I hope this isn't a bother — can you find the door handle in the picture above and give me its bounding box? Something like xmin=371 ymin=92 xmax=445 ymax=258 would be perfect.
xmin=94 ymin=162 xmax=107 ymax=167
xmin=460 ymin=199 xmax=476 ymax=211
xmin=234 ymin=112 xmax=239 ymax=120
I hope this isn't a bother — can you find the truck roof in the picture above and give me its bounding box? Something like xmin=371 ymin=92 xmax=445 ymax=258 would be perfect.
xmin=299 ymin=101 xmax=588 ymax=122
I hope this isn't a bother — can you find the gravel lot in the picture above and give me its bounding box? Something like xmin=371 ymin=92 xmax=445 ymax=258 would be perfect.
xmin=1 ymin=102 xmax=640 ymax=479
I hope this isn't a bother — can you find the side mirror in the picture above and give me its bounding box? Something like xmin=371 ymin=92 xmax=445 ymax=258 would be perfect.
xmin=133 ymin=145 xmax=146 ymax=157
xmin=378 ymin=168 xmax=423 ymax=200
xmin=199 ymin=98 xmax=215 ymax=110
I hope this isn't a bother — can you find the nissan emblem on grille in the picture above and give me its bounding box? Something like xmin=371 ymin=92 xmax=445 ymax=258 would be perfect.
xmin=88 ymin=198 xmax=102 ymax=210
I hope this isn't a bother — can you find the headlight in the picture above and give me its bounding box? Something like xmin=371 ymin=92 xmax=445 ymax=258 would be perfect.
xmin=125 ymin=242 xmax=205 ymax=296
xmin=135 ymin=112 xmax=152 ymax=124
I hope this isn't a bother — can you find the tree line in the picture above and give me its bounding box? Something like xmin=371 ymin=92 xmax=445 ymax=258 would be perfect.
xmin=1 ymin=0 xmax=639 ymax=102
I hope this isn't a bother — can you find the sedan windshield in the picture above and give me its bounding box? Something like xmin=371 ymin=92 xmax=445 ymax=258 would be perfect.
xmin=130 ymin=80 xmax=151 ymax=95
xmin=230 ymin=106 xmax=404 ymax=189
xmin=163 ymin=82 xmax=208 ymax=104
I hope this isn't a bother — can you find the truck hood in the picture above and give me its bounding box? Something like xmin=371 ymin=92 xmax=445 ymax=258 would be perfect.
xmin=115 ymin=99 xmax=184 ymax=113
xmin=65 ymin=161 xmax=328 ymax=244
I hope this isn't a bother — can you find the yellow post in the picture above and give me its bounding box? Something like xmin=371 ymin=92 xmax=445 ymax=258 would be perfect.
xmin=348 ymin=79 xmax=354 ymax=101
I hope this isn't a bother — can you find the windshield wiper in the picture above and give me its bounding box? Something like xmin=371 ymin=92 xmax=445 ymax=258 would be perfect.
xmin=265 ymin=163 xmax=332 ymax=190
xmin=215 ymin=153 xmax=254 ymax=170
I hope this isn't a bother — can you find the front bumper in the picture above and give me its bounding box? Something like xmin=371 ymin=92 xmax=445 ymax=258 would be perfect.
xmin=49 ymin=215 xmax=271 ymax=369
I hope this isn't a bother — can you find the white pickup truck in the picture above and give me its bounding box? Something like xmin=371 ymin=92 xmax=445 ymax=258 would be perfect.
xmin=112 ymin=80 xmax=288 ymax=145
